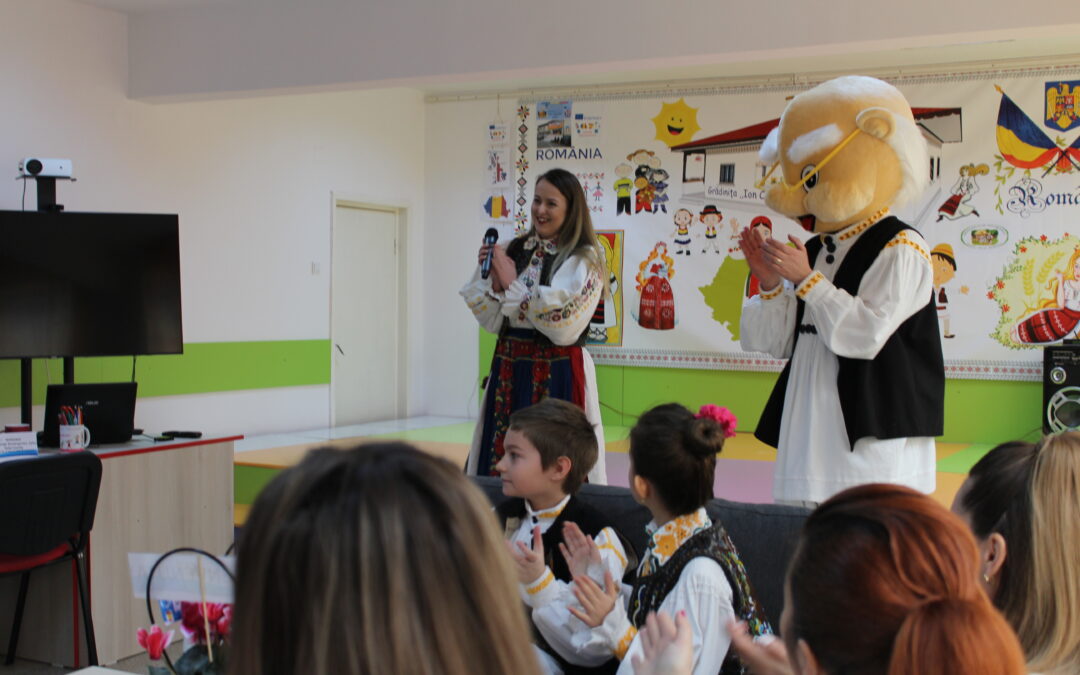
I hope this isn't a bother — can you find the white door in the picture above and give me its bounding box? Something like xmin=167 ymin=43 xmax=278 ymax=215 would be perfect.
xmin=331 ymin=203 xmax=401 ymax=426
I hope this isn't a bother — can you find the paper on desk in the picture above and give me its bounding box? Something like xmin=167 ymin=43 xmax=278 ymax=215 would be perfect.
xmin=129 ymin=551 xmax=235 ymax=603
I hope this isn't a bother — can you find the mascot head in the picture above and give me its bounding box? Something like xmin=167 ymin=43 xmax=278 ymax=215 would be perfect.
xmin=759 ymin=76 xmax=928 ymax=234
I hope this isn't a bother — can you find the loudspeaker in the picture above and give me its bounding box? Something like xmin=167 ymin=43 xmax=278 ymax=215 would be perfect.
xmin=1044 ymin=342 xmax=1080 ymax=433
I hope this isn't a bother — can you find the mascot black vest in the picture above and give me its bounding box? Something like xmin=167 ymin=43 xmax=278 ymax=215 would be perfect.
xmin=754 ymin=217 xmax=944 ymax=450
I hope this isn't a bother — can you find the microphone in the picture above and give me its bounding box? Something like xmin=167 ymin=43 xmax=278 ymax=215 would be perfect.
xmin=480 ymin=227 xmax=499 ymax=279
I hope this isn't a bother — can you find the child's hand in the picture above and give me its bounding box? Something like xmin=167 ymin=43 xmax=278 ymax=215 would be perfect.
xmin=631 ymin=611 xmax=694 ymax=675
xmin=506 ymin=525 xmax=547 ymax=585
xmin=559 ymin=522 xmax=601 ymax=580
xmin=727 ymin=620 xmax=793 ymax=675
xmin=569 ymin=571 xmax=619 ymax=627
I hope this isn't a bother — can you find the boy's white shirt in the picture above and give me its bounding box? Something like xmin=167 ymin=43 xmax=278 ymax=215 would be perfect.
xmin=571 ymin=507 xmax=736 ymax=675
xmin=508 ymin=496 xmax=630 ymax=667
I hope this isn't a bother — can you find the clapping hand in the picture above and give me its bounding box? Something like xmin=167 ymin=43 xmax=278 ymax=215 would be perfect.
xmin=631 ymin=611 xmax=694 ymax=675
xmin=569 ymin=571 xmax=620 ymax=627
xmin=559 ymin=521 xmax=601 ymax=580
xmin=727 ymin=620 xmax=794 ymax=675
xmin=506 ymin=525 xmax=547 ymax=585
xmin=738 ymin=227 xmax=781 ymax=291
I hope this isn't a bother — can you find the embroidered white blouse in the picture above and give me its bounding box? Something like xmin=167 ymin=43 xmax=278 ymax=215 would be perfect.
xmin=460 ymin=236 xmax=603 ymax=346
xmin=739 ymin=216 xmax=937 ymax=503
xmin=576 ymin=508 xmax=735 ymax=675
xmin=506 ymin=496 xmax=630 ymax=669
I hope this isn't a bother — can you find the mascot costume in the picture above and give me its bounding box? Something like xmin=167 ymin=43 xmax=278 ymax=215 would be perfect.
xmin=739 ymin=76 xmax=944 ymax=505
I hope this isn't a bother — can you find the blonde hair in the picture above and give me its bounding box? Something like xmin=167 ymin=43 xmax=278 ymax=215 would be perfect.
xmin=232 ymin=443 xmax=540 ymax=675
xmin=1040 ymin=247 xmax=1080 ymax=308
xmin=635 ymin=242 xmax=674 ymax=291
xmin=1019 ymin=432 xmax=1080 ymax=674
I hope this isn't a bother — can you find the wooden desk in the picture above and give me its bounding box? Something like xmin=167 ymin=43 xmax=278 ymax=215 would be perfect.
xmin=0 ymin=436 xmax=238 ymax=667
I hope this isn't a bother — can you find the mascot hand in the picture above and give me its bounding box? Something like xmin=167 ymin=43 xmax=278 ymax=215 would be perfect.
xmin=739 ymin=226 xmax=781 ymax=291
xmin=763 ymin=235 xmax=812 ymax=285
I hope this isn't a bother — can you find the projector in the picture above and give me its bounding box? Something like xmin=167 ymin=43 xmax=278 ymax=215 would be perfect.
xmin=19 ymin=158 xmax=72 ymax=178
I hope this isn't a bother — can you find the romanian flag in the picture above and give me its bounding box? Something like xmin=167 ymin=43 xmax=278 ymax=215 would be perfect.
xmin=483 ymin=195 xmax=509 ymax=219
xmin=996 ymin=90 xmax=1060 ymax=169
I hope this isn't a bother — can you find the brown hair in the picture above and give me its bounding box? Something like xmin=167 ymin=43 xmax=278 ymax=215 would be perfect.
xmin=509 ymin=398 xmax=597 ymax=494
xmin=628 ymin=403 xmax=726 ymax=515
xmin=528 ymin=168 xmax=605 ymax=278
xmin=232 ymin=443 xmax=540 ymax=675
xmin=956 ymin=441 xmax=1036 ymax=629
xmin=787 ymin=484 xmax=1026 ymax=675
xmin=1018 ymin=432 xmax=1080 ymax=674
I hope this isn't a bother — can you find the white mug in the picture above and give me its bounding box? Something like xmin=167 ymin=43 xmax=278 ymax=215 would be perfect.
xmin=59 ymin=424 xmax=91 ymax=451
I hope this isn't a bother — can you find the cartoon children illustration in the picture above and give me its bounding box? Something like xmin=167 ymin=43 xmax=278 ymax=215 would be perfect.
xmin=588 ymin=235 xmax=620 ymax=343
xmin=650 ymin=167 xmax=670 ymax=213
xmin=613 ymin=163 xmax=633 ymax=216
xmin=937 ymin=163 xmax=988 ymax=222
xmin=671 ymin=208 xmax=694 ymax=255
xmin=635 ymin=242 xmax=675 ymax=330
xmin=592 ymin=181 xmax=604 ymax=204
xmin=743 ymin=216 xmax=772 ymax=298
xmin=634 ymin=169 xmax=655 ymax=214
xmin=930 ymin=243 xmax=968 ymax=339
xmin=700 ymin=204 xmax=723 ymax=254
xmin=1013 ymin=246 xmax=1080 ymax=344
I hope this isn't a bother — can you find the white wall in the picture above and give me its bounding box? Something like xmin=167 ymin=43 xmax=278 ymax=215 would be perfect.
xmin=0 ymin=1 xmax=428 ymax=436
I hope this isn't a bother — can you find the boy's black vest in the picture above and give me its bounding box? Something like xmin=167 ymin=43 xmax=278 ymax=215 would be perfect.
xmin=504 ymin=236 xmax=589 ymax=346
xmin=496 ymin=496 xmax=636 ymax=675
xmin=754 ymin=217 xmax=944 ymax=450
xmin=628 ymin=521 xmax=771 ymax=675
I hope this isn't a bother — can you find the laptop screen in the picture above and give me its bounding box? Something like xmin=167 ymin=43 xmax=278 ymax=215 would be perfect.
xmin=41 ymin=382 xmax=138 ymax=447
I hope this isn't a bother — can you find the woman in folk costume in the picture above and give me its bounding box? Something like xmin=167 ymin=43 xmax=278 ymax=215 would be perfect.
xmin=739 ymin=76 xmax=943 ymax=506
xmin=636 ymin=242 xmax=676 ymax=330
xmin=1012 ymin=246 xmax=1080 ymax=344
xmin=461 ymin=168 xmax=608 ymax=483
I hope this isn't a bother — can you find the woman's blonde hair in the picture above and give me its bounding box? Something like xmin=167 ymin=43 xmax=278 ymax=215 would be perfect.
xmin=528 ymin=168 xmax=605 ymax=279
xmin=1017 ymin=432 xmax=1080 ymax=674
xmin=232 ymin=443 xmax=540 ymax=675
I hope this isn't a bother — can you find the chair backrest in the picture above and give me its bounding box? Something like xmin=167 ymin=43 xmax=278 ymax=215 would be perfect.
xmin=470 ymin=476 xmax=810 ymax=629
xmin=0 ymin=451 xmax=103 ymax=557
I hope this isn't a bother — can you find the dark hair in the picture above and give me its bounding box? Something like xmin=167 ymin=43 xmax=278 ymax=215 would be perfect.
xmin=509 ymin=398 xmax=597 ymax=494
xmin=932 ymin=251 xmax=957 ymax=270
xmin=532 ymin=168 xmax=604 ymax=277
xmin=788 ymin=484 xmax=1026 ymax=675
xmin=958 ymin=440 xmax=1037 ymax=624
xmin=232 ymin=443 xmax=540 ymax=675
xmin=628 ymin=403 xmax=725 ymax=515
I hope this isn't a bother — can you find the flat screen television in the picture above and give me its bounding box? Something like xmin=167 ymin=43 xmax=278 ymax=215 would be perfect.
xmin=0 ymin=210 xmax=183 ymax=358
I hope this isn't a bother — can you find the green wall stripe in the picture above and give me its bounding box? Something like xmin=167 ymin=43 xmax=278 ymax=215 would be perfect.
xmin=235 ymin=465 xmax=283 ymax=505
xmin=0 ymin=340 xmax=331 ymax=407
xmin=937 ymin=443 xmax=997 ymax=474
xmin=478 ymin=329 xmax=1044 ymax=445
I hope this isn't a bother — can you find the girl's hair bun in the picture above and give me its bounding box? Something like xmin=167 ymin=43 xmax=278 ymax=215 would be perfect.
xmin=683 ymin=405 xmax=735 ymax=459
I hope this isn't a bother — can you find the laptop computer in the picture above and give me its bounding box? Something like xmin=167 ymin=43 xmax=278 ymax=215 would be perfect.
xmin=40 ymin=382 xmax=138 ymax=447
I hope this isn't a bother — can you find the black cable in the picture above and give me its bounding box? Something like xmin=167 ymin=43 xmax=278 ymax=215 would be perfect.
xmin=132 ymin=355 xmax=137 ymax=382
xmin=144 ymin=547 xmax=235 ymax=674
xmin=21 ymin=177 xmax=26 ymax=210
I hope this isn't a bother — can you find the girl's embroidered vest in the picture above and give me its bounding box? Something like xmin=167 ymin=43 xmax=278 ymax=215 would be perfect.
xmin=504 ymin=236 xmax=589 ymax=346
xmin=628 ymin=522 xmax=772 ymax=675
xmin=496 ymin=496 xmax=638 ymax=675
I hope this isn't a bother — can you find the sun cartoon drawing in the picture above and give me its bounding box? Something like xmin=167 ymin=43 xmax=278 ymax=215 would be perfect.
xmin=651 ymin=99 xmax=701 ymax=148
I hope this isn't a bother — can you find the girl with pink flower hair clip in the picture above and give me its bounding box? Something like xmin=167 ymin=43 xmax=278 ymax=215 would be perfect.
xmin=563 ymin=402 xmax=772 ymax=675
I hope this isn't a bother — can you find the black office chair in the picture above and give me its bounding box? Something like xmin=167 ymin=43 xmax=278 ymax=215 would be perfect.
xmin=0 ymin=451 xmax=102 ymax=666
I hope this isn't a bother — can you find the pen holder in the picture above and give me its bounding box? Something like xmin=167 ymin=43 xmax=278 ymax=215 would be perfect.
xmin=59 ymin=424 xmax=91 ymax=451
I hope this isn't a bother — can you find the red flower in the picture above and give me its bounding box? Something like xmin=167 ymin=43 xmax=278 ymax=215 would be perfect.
xmin=1041 ymin=234 xmax=1048 ymax=241
xmin=1002 ymin=304 xmax=1011 ymax=313
xmin=180 ymin=601 xmax=230 ymax=643
xmin=987 ymin=291 xmax=995 ymax=300
xmin=996 ymin=280 xmax=1005 ymax=289
xmin=1020 ymin=246 xmax=1028 ymax=253
xmin=136 ymin=625 xmax=173 ymax=661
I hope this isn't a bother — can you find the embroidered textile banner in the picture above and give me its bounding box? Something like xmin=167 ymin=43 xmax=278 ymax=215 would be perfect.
xmin=503 ymin=67 xmax=1080 ymax=382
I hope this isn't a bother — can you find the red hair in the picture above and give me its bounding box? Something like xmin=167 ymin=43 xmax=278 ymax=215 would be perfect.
xmin=787 ymin=484 xmax=1026 ymax=675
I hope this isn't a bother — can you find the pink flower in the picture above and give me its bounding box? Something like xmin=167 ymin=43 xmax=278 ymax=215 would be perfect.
xmin=136 ymin=625 xmax=174 ymax=661
xmin=180 ymin=601 xmax=230 ymax=643
xmin=696 ymin=404 xmax=738 ymax=438
xmin=216 ymin=605 xmax=233 ymax=640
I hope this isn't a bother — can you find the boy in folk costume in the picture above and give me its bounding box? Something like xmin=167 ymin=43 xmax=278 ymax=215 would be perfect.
xmin=739 ymin=76 xmax=944 ymax=506
xmin=700 ymin=205 xmax=724 ymax=254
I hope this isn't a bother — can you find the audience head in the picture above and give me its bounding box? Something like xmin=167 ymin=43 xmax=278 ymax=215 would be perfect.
xmin=1014 ymin=432 xmax=1080 ymax=674
xmin=499 ymin=397 xmax=598 ymax=497
xmin=233 ymin=442 xmax=539 ymax=675
xmin=784 ymin=483 xmax=1026 ymax=675
xmin=628 ymin=403 xmax=735 ymax=516
xmin=950 ymin=441 xmax=1036 ymax=621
